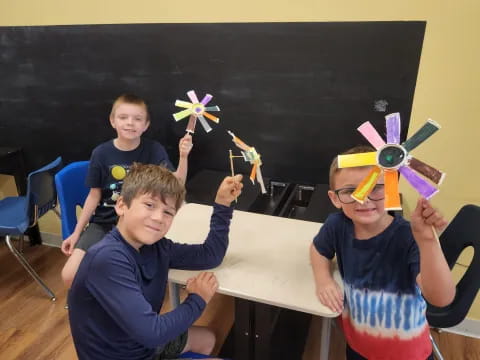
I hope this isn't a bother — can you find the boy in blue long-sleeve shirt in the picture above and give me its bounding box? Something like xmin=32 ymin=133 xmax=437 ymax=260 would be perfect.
xmin=68 ymin=163 xmax=243 ymax=360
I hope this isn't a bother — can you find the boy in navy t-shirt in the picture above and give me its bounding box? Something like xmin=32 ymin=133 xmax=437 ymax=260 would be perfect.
xmin=61 ymin=94 xmax=193 ymax=286
xmin=310 ymin=146 xmax=455 ymax=360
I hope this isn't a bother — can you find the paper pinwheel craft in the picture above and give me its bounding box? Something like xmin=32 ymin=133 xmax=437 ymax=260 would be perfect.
xmin=173 ymin=90 xmax=220 ymax=133
xmin=337 ymin=113 xmax=445 ymax=210
xmin=227 ymin=130 xmax=267 ymax=194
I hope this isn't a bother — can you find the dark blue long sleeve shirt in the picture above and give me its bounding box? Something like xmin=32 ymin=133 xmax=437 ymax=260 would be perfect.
xmin=68 ymin=203 xmax=233 ymax=360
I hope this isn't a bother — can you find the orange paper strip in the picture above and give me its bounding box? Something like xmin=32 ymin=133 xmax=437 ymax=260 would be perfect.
xmin=384 ymin=169 xmax=401 ymax=210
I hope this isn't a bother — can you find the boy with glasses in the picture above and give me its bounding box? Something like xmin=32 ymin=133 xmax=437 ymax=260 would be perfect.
xmin=310 ymin=145 xmax=455 ymax=360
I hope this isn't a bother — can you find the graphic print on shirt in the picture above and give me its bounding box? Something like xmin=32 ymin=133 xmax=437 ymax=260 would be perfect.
xmin=103 ymin=164 xmax=129 ymax=207
xmin=342 ymin=282 xmax=431 ymax=359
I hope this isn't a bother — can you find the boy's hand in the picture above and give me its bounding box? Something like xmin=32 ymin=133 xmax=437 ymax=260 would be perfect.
xmin=315 ymin=278 xmax=344 ymax=313
xmin=411 ymin=198 xmax=448 ymax=243
xmin=185 ymin=272 xmax=219 ymax=304
xmin=215 ymin=175 xmax=243 ymax=206
xmin=61 ymin=233 xmax=80 ymax=255
xmin=178 ymin=134 xmax=193 ymax=159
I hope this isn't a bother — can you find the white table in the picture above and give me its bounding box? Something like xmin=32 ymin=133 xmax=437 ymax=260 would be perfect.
xmin=167 ymin=203 xmax=342 ymax=360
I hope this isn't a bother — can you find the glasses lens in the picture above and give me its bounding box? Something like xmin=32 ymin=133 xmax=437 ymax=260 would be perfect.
xmin=368 ymin=184 xmax=385 ymax=201
xmin=337 ymin=188 xmax=356 ymax=204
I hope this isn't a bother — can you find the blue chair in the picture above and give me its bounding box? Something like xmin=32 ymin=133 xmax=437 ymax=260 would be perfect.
xmin=426 ymin=204 xmax=480 ymax=359
xmin=0 ymin=156 xmax=62 ymax=300
xmin=54 ymin=161 xmax=89 ymax=239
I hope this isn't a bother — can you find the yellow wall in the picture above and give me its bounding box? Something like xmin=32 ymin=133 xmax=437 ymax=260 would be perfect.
xmin=1 ymin=0 xmax=479 ymax=316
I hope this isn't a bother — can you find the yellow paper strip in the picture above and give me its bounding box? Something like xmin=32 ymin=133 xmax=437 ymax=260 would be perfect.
xmin=173 ymin=109 xmax=192 ymax=121
xmin=352 ymin=166 xmax=381 ymax=203
xmin=338 ymin=152 xmax=377 ymax=168
xmin=175 ymin=100 xmax=193 ymax=109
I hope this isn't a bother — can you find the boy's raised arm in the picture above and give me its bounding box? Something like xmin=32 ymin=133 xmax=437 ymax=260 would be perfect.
xmin=411 ymin=198 xmax=456 ymax=307
xmin=168 ymin=175 xmax=243 ymax=270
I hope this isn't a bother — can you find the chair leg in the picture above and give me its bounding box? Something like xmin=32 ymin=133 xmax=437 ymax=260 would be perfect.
xmin=5 ymin=235 xmax=56 ymax=301
xmin=19 ymin=234 xmax=24 ymax=253
xmin=430 ymin=333 xmax=444 ymax=360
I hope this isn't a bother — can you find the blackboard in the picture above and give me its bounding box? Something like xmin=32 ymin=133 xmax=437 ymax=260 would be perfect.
xmin=0 ymin=22 xmax=425 ymax=184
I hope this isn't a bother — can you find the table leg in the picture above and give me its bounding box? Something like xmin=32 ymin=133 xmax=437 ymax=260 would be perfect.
xmin=234 ymin=298 xmax=253 ymax=360
xmin=320 ymin=317 xmax=332 ymax=360
xmin=168 ymin=282 xmax=181 ymax=309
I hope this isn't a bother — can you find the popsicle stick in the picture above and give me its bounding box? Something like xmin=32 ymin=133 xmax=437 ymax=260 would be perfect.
xmin=229 ymin=149 xmax=237 ymax=203
xmin=385 ymin=112 xmax=401 ymax=145
xmin=357 ymin=122 xmax=386 ymax=150
xmin=352 ymin=166 xmax=381 ymax=203
xmin=338 ymin=152 xmax=377 ymax=168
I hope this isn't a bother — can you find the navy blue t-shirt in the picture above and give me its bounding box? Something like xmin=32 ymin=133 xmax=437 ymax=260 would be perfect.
xmin=313 ymin=212 xmax=432 ymax=359
xmin=87 ymin=138 xmax=173 ymax=224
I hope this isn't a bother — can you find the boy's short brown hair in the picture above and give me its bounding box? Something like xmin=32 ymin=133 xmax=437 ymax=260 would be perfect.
xmin=120 ymin=163 xmax=185 ymax=210
xmin=329 ymin=145 xmax=376 ymax=189
xmin=110 ymin=94 xmax=150 ymax=122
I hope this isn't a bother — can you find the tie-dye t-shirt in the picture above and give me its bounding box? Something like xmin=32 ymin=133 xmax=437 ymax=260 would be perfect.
xmin=313 ymin=212 xmax=432 ymax=360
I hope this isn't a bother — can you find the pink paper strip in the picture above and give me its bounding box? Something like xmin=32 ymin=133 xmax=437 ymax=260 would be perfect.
xmin=357 ymin=122 xmax=386 ymax=150
xmin=187 ymin=90 xmax=199 ymax=104
xmin=385 ymin=113 xmax=401 ymax=145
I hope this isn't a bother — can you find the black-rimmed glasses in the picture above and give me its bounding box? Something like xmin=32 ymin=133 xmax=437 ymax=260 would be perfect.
xmin=334 ymin=184 xmax=385 ymax=204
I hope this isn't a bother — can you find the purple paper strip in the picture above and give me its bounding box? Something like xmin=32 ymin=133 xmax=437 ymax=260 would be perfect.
xmin=399 ymin=166 xmax=438 ymax=199
xmin=385 ymin=112 xmax=401 ymax=144
xmin=201 ymin=93 xmax=213 ymax=105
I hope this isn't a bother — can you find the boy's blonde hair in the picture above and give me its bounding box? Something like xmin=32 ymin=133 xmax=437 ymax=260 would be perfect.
xmin=110 ymin=94 xmax=150 ymax=122
xmin=329 ymin=145 xmax=376 ymax=189
xmin=120 ymin=163 xmax=185 ymax=210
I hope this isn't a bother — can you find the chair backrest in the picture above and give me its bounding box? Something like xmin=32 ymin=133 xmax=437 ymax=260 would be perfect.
xmin=426 ymin=204 xmax=480 ymax=328
xmin=55 ymin=161 xmax=89 ymax=239
xmin=27 ymin=157 xmax=63 ymax=221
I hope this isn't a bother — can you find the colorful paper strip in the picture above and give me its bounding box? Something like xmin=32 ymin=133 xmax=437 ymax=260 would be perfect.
xmin=399 ymin=166 xmax=439 ymax=199
xmin=200 ymin=94 xmax=213 ymax=105
xmin=357 ymin=122 xmax=386 ymax=150
xmin=384 ymin=169 xmax=402 ymax=210
xmin=173 ymin=109 xmax=192 ymax=121
xmin=385 ymin=113 xmax=401 ymax=145
xmin=197 ymin=115 xmax=212 ymax=133
xmin=187 ymin=90 xmax=199 ymax=104
xmin=338 ymin=152 xmax=377 ymax=168
xmin=352 ymin=166 xmax=381 ymax=203
xmin=408 ymin=157 xmax=445 ymax=185
xmin=402 ymin=119 xmax=441 ymax=152
xmin=174 ymin=100 xmax=192 ymax=109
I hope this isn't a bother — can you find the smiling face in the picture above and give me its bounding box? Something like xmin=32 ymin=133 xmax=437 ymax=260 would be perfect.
xmin=328 ymin=166 xmax=392 ymax=234
xmin=115 ymin=193 xmax=177 ymax=250
xmin=110 ymin=103 xmax=150 ymax=142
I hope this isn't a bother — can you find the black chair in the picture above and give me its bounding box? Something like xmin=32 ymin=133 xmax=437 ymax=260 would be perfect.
xmin=0 ymin=157 xmax=62 ymax=300
xmin=426 ymin=204 xmax=480 ymax=359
